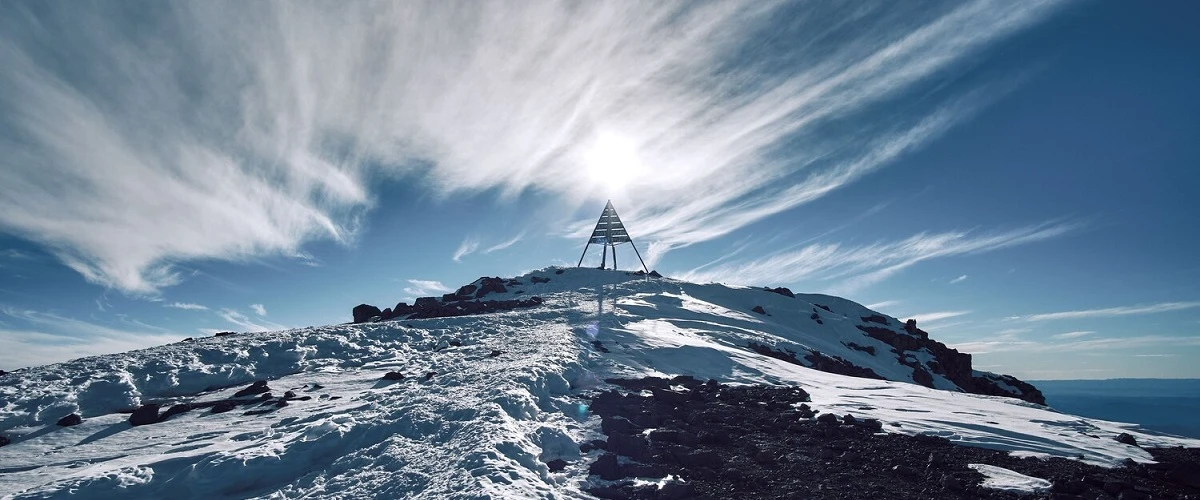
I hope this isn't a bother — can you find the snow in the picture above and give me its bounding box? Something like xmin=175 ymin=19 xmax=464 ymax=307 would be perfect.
xmin=968 ymin=463 xmax=1053 ymax=494
xmin=2 ymin=267 xmax=1198 ymax=498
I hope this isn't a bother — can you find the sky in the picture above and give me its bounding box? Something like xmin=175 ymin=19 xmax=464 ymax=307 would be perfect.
xmin=0 ymin=0 xmax=1197 ymax=379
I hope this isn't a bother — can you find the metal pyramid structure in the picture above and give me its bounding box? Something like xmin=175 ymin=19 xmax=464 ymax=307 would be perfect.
xmin=577 ymin=200 xmax=648 ymax=272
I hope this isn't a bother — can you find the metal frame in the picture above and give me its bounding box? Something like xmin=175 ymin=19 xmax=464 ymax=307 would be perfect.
xmin=577 ymin=200 xmax=649 ymax=272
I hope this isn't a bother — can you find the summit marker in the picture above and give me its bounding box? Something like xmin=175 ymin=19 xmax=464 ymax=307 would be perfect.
xmin=577 ymin=200 xmax=649 ymax=272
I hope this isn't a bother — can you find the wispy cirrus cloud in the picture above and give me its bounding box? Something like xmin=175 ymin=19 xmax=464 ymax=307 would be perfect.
xmin=250 ymin=303 xmax=267 ymax=316
xmin=218 ymin=308 xmax=286 ymax=333
xmin=165 ymin=302 xmax=209 ymax=311
xmin=1021 ymin=301 xmax=1200 ymax=322
xmin=865 ymin=300 xmax=901 ymax=311
xmin=949 ymin=274 xmax=969 ymax=284
xmin=484 ymin=232 xmax=526 ymax=255
xmin=0 ymin=0 xmax=1070 ymax=293
xmin=952 ymin=334 xmax=1200 ymax=355
xmin=680 ymin=220 xmax=1078 ymax=294
xmin=0 ymin=307 xmax=180 ymax=369
xmin=909 ymin=311 xmax=972 ymax=324
xmin=1050 ymin=330 xmax=1093 ymax=339
xmin=403 ymin=279 xmax=452 ymax=298
xmin=452 ymin=238 xmax=480 ymax=263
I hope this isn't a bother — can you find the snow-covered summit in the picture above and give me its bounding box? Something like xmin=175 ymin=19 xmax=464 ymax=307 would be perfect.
xmin=1 ymin=267 xmax=1197 ymax=498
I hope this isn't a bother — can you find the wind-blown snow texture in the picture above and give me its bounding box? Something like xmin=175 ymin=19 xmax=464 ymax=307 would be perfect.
xmin=1 ymin=268 xmax=1197 ymax=498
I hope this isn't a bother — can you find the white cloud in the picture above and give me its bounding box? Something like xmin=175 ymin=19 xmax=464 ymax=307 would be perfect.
xmin=952 ymin=335 xmax=1200 ymax=355
xmin=1050 ymin=330 xmax=1093 ymax=339
xmin=218 ymin=308 xmax=286 ymax=333
xmin=680 ymin=220 xmax=1078 ymax=293
xmin=949 ymin=274 xmax=969 ymax=284
xmin=865 ymin=300 xmax=901 ymax=311
xmin=403 ymin=279 xmax=453 ymax=298
xmin=0 ymin=1 xmax=1069 ymax=293
xmin=250 ymin=303 xmax=267 ymax=316
xmin=1022 ymin=301 xmax=1200 ymax=322
xmin=452 ymin=237 xmax=480 ymax=262
xmin=908 ymin=311 xmax=972 ymax=324
xmin=484 ymin=232 xmax=526 ymax=255
xmin=165 ymin=302 xmax=209 ymax=311
xmin=0 ymin=307 xmax=181 ymax=370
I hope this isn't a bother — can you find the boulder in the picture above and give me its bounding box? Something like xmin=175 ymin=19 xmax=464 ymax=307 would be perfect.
xmin=211 ymin=401 xmax=236 ymax=414
xmin=751 ymin=305 xmax=767 ymax=315
xmin=475 ymin=277 xmax=508 ymax=298
xmin=0 ymin=435 xmax=9 ymax=447
xmin=379 ymin=307 xmax=393 ymax=320
xmin=56 ymin=413 xmax=83 ymax=427
xmin=607 ymin=432 xmax=651 ymax=462
xmin=214 ymin=331 xmax=237 ymax=337
xmin=0 ymin=370 xmax=6 ymax=376
xmin=531 ymin=276 xmax=551 ymax=284
xmin=129 ymin=404 xmax=161 ymax=426
xmin=861 ymin=314 xmax=889 ymax=325
xmin=767 ymin=287 xmax=795 ymax=298
xmin=589 ymin=453 xmax=621 ymax=480
xmin=1116 ymin=433 xmax=1139 ymax=447
xmin=648 ymin=270 xmax=662 ymax=278
xmin=234 ymin=380 xmax=270 ymax=398
xmin=545 ymin=458 xmax=568 ymax=473
xmin=181 ymin=337 xmax=194 ymax=342
xmin=160 ymin=404 xmax=193 ymax=421
xmin=817 ymin=413 xmax=839 ymax=424
xmin=424 ymin=371 xmax=437 ymax=380
xmin=352 ymin=304 xmax=382 ymax=324
xmin=904 ymin=318 xmax=918 ymax=334
xmin=382 ymin=371 xmax=405 ymax=381
xmin=284 ymin=391 xmax=296 ymax=399
xmin=489 ymin=350 xmax=504 ymax=358
xmin=555 ymin=269 xmax=565 ymax=274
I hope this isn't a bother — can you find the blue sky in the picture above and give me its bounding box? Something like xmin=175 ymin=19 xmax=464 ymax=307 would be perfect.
xmin=0 ymin=0 xmax=1197 ymax=378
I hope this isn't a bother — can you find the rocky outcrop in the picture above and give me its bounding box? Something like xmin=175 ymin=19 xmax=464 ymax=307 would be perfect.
xmin=352 ymin=304 xmax=382 ymax=324
xmin=585 ymin=377 xmax=1200 ymax=499
xmin=854 ymin=320 xmax=1044 ymax=405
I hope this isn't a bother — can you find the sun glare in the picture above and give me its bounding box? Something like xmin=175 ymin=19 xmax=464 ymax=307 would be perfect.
xmin=585 ymin=131 xmax=644 ymax=192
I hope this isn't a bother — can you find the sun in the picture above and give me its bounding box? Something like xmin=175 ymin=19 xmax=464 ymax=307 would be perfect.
xmin=584 ymin=131 xmax=644 ymax=192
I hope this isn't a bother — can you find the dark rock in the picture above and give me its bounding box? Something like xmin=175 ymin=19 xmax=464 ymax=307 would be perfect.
xmin=284 ymin=391 xmax=296 ymax=399
xmin=211 ymin=401 xmax=236 ymax=414
xmin=260 ymin=392 xmax=273 ymax=400
xmin=379 ymin=307 xmax=393 ymax=320
xmin=531 ymin=276 xmax=551 ymax=283
xmin=602 ymin=416 xmax=638 ymax=435
xmin=1116 ymin=433 xmax=1139 ymax=447
xmin=657 ymin=482 xmax=695 ymax=500
xmin=214 ymin=331 xmax=237 ymax=337
xmin=275 ymin=400 xmax=288 ymax=408
xmin=56 ymin=413 xmax=83 ymax=427
xmin=767 ymin=287 xmax=795 ymax=298
xmin=352 ymin=304 xmax=382 ymax=324
xmin=810 ymin=312 xmax=821 ymax=320
xmin=0 ymin=435 xmax=9 ymax=447
xmin=474 ymin=277 xmax=508 ymax=298
xmin=546 ymin=458 xmax=568 ymax=473
xmin=904 ymin=318 xmax=919 ymax=334
xmin=555 ymin=269 xmax=565 ymax=274
xmin=0 ymin=370 xmax=6 ymax=376
xmin=592 ymin=340 xmax=611 ymax=353
xmin=590 ymin=452 xmax=622 ymax=480
xmin=861 ymin=314 xmax=889 ymax=325
xmin=579 ymin=442 xmax=596 ymax=453
xmin=607 ymin=432 xmax=651 ymax=461
xmin=648 ymin=270 xmax=662 ymax=278
xmin=817 ymin=413 xmax=838 ymax=424
xmin=448 ymin=340 xmax=463 ymax=347
xmin=842 ymin=414 xmax=858 ymax=425
xmin=751 ymin=305 xmax=766 ymax=314
xmin=489 ymin=349 xmax=503 ymax=358
xmin=621 ymin=463 xmax=666 ymax=478
xmin=181 ymin=337 xmax=194 ymax=342
xmin=129 ymin=404 xmax=161 ymax=426
xmin=382 ymin=371 xmax=405 ymax=381
xmin=234 ymin=380 xmax=270 ymax=398
xmin=424 ymin=371 xmax=437 ymax=380
xmin=588 ymin=486 xmax=630 ymax=500
xmin=160 ymin=404 xmax=192 ymax=421
xmin=677 ymin=449 xmax=722 ymax=468
xmin=910 ymin=367 xmax=934 ymax=388
xmin=814 ymin=303 xmax=832 ymax=312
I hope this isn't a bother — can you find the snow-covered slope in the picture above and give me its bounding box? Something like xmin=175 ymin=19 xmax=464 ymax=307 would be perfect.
xmin=1 ymin=267 xmax=1197 ymax=498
